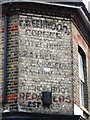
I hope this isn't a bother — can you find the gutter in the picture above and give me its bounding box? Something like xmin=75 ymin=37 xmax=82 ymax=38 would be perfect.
xmin=1 ymin=1 xmax=90 ymax=26
xmin=78 ymin=8 xmax=90 ymax=30
xmin=1 ymin=0 xmax=82 ymax=8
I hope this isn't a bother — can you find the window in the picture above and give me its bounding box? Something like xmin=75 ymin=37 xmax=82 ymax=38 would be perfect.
xmin=78 ymin=46 xmax=85 ymax=106
xmin=79 ymin=78 xmax=84 ymax=106
xmin=78 ymin=53 xmax=84 ymax=82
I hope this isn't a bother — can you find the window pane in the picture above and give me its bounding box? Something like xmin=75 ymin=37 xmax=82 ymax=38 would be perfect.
xmin=79 ymin=80 xmax=84 ymax=106
xmin=78 ymin=53 xmax=84 ymax=82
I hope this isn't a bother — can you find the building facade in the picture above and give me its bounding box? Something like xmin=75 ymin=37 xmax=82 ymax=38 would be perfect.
xmin=1 ymin=1 xmax=90 ymax=120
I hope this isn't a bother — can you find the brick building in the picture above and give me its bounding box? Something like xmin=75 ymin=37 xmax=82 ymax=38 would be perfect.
xmin=0 ymin=1 xmax=90 ymax=120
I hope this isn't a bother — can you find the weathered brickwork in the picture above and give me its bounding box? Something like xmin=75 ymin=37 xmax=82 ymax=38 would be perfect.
xmin=72 ymin=23 xmax=89 ymax=111
xmin=5 ymin=15 xmax=19 ymax=111
xmin=72 ymin=24 xmax=80 ymax=106
xmin=0 ymin=17 xmax=4 ymax=113
xmin=18 ymin=14 xmax=73 ymax=114
xmin=1 ymin=9 xmax=90 ymax=119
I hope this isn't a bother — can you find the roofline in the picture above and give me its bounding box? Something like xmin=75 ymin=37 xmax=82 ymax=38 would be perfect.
xmin=1 ymin=1 xmax=90 ymax=22
xmin=1 ymin=1 xmax=90 ymax=46
xmin=0 ymin=0 xmax=84 ymax=8
xmin=79 ymin=8 xmax=90 ymax=30
xmin=1 ymin=0 xmax=90 ymax=30
xmin=0 ymin=0 xmax=86 ymax=9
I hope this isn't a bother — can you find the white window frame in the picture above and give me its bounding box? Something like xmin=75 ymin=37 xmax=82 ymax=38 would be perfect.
xmin=78 ymin=53 xmax=84 ymax=106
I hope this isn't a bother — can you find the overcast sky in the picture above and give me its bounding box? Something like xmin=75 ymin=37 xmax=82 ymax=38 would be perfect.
xmin=83 ymin=0 xmax=90 ymax=9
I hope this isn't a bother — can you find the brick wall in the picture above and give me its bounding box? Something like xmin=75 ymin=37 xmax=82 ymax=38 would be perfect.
xmin=0 ymin=16 xmax=4 ymax=113
xmin=72 ymin=22 xmax=90 ymax=118
xmin=72 ymin=24 xmax=80 ymax=106
xmin=18 ymin=13 xmax=73 ymax=114
xmin=3 ymin=15 xmax=19 ymax=111
xmin=1 ymin=9 xmax=90 ymax=118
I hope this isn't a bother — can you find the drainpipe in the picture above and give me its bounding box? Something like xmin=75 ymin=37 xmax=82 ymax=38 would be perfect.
xmin=2 ymin=2 xmax=12 ymax=104
xmin=3 ymin=16 xmax=8 ymax=103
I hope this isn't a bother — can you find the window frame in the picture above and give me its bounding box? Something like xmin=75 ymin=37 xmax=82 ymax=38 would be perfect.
xmin=78 ymin=46 xmax=86 ymax=107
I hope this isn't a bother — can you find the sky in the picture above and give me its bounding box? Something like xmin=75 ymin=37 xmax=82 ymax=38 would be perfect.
xmin=83 ymin=0 xmax=90 ymax=9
